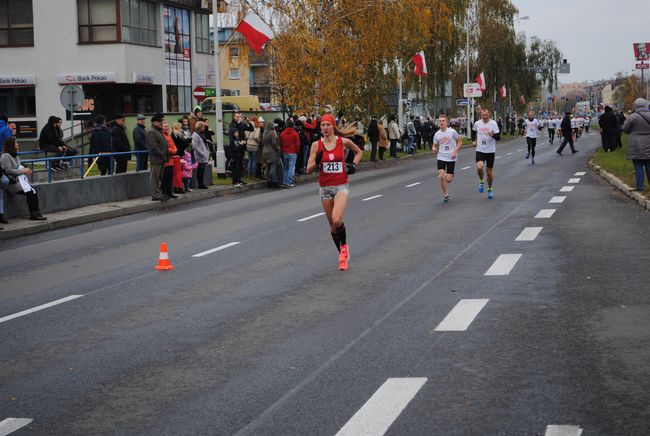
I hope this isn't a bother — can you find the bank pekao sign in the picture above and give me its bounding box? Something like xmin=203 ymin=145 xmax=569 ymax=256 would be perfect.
xmin=0 ymin=75 xmax=36 ymax=87
xmin=57 ymin=73 xmax=117 ymax=85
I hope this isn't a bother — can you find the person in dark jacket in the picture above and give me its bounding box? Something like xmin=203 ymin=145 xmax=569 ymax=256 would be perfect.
xmin=89 ymin=115 xmax=113 ymax=175
xmin=38 ymin=115 xmax=76 ymax=170
xmin=229 ymin=112 xmax=253 ymax=186
xmin=132 ymin=114 xmax=148 ymax=171
xmin=367 ymin=116 xmax=379 ymax=162
xmin=147 ymin=114 xmax=169 ymax=200
xmin=111 ymin=114 xmax=131 ymax=174
xmin=598 ymin=106 xmax=618 ymax=152
xmin=556 ymin=112 xmax=578 ymax=155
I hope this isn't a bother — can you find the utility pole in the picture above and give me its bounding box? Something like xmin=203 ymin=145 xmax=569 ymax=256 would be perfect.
xmin=212 ymin=1 xmax=225 ymax=175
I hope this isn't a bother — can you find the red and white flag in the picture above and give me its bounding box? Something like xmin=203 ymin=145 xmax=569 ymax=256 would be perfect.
xmin=236 ymin=10 xmax=275 ymax=54
xmin=411 ymin=51 xmax=428 ymax=77
xmin=499 ymin=85 xmax=506 ymax=99
xmin=475 ymin=72 xmax=485 ymax=91
xmin=518 ymin=95 xmax=526 ymax=105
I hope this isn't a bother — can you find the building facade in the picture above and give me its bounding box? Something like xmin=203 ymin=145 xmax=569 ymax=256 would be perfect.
xmin=0 ymin=0 xmax=237 ymax=142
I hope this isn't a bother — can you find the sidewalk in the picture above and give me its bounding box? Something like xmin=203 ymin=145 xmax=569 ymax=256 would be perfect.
xmin=0 ymin=152 xmax=433 ymax=240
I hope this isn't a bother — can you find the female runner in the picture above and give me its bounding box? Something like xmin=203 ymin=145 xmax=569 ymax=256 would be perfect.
xmin=307 ymin=113 xmax=363 ymax=270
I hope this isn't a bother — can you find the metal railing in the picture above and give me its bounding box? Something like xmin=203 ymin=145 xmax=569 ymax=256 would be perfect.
xmin=21 ymin=150 xmax=148 ymax=183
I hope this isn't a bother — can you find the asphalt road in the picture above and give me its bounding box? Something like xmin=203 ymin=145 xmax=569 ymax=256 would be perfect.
xmin=1 ymin=132 xmax=649 ymax=436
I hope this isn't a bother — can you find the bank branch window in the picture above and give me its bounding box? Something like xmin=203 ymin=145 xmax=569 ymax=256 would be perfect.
xmin=122 ymin=0 xmax=158 ymax=46
xmin=78 ymin=0 xmax=119 ymax=43
xmin=0 ymin=0 xmax=35 ymax=47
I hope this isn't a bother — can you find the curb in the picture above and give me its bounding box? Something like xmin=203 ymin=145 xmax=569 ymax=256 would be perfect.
xmin=587 ymin=159 xmax=650 ymax=210
xmin=0 ymin=152 xmax=434 ymax=240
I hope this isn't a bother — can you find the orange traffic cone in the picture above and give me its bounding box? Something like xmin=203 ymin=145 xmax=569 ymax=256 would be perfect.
xmin=154 ymin=242 xmax=174 ymax=270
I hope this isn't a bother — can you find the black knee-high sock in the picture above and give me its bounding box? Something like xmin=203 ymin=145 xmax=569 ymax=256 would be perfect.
xmin=336 ymin=223 xmax=347 ymax=246
xmin=330 ymin=232 xmax=341 ymax=252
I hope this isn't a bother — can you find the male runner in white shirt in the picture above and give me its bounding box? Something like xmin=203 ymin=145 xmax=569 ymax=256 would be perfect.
xmin=524 ymin=110 xmax=543 ymax=164
xmin=472 ymin=109 xmax=501 ymax=199
xmin=432 ymin=114 xmax=462 ymax=202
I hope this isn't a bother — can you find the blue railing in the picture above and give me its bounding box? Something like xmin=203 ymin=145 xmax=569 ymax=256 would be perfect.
xmin=21 ymin=150 xmax=149 ymax=183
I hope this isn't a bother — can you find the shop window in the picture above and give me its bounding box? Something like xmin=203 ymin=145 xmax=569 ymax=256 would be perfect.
xmin=78 ymin=0 xmax=118 ymax=43
xmin=229 ymin=68 xmax=240 ymax=80
xmin=0 ymin=87 xmax=36 ymax=117
xmin=164 ymin=5 xmax=192 ymax=113
xmin=0 ymin=0 xmax=34 ymax=47
xmin=121 ymin=0 xmax=158 ymax=46
xmin=195 ymin=13 xmax=210 ymax=54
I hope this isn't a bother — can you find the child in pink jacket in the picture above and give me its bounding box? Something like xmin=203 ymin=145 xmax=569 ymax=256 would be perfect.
xmin=181 ymin=151 xmax=198 ymax=192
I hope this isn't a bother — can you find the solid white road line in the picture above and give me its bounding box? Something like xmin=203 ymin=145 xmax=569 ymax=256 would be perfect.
xmin=461 ymin=166 xmax=471 ymax=170
xmin=0 ymin=418 xmax=33 ymax=435
xmin=485 ymin=254 xmax=522 ymax=276
xmin=297 ymin=212 xmax=325 ymax=222
xmin=516 ymin=227 xmax=543 ymax=242
xmin=0 ymin=295 xmax=83 ymax=324
xmin=335 ymin=378 xmax=427 ymax=436
xmin=568 ymin=178 xmax=581 ymax=183
xmin=549 ymin=196 xmax=567 ymax=204
xmin=434 ymin=299 xmax=489 ymax=331
xmin=535 ymin=209 xmax=557 ymax=219
xmin=560 ymin=186 xmax=575 ymax=192
xmin=405 ymin=182 xmax=421 ymax=188
xmin=574 ymin=171 xmax=586 ymax=176
xmin=362 ymin=195 xmax=383 ymax=202
xmin=544 ymin=425 xmax=583 ymax=436
xmin=192 ymin=242 xmax=240 ymax=258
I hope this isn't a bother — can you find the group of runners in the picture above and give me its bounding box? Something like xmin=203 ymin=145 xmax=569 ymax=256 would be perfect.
xmin=306 ymin=109 xmax=505 ymax=271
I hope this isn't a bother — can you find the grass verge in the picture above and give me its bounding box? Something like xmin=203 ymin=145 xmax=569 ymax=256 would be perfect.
xmin=591 ymin=134 xmax=649 ymax=199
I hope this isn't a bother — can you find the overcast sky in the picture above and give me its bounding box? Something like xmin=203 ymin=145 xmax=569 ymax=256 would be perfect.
xmin=511 ymin=0 xmax=650 ymax=84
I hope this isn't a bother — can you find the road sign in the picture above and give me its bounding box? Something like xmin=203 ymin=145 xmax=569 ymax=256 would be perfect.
xmin=193 ymin=86 xmax=206 ymax=102
xmin=463 ymin=83 xmax=482 ymax=98
xmin=59 ymin=85 xmax=84 ymax=112
xmin=636 ymin=63 xmax=649 ymax=70
xmin=559 ymin=62 xmax=570 ymax=74
xmin=456 ymin=98 xmax=469 ymax=106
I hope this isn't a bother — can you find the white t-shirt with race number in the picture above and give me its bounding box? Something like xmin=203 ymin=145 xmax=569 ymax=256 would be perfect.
xmin=433 ymin=128 xmax=460 ymax=162
xmin=473 ymin=119 xmax=500 ymax=153
xmin=524 ymin=118 xmax=541 ymax=138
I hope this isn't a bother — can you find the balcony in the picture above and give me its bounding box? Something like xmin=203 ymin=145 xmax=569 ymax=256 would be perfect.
xmin=249 ymin=52 xmax=270 ymax=66
xmin=250 ymin=81 xmax=271 ymax=89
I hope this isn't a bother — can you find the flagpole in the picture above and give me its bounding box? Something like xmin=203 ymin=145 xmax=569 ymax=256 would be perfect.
xmin=213 ymin=1 xmax=225 ymax=176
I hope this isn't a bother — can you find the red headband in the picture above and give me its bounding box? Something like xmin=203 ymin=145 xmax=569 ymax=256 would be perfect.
xmin=320 ymin=114 xmax=336 ymax=126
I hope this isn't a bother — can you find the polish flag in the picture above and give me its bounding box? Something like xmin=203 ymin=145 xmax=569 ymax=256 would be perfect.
xmin=411 ymin=51 xmax=428 ymax=77
xmin=475 ymin=72 xmax=485 ymax=91
xmin=499 ymin=85 xmax=506 ymax=99
xmin=236 ymin=11 xmax=275 ymax=54
xmin=518 ymin=95 xmax=526 ymax=105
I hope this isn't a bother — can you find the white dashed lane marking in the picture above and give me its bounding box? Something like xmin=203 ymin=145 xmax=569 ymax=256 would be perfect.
xmin=496 ymin=156 xmax=502 ymax=159
xmin=544 ymin=425 xmax=583 ymax=436
xmin=193 ymin=242 xmax=240 ymax=258
xmin=461 ymin=166 xmax=471 ymax=170
xmin=549 ymin=196 xmax=567 ymax=204
xmin=535 ymin=209 xmax=557 ymax=219
xmin=433 ymin=299 xmax=489 ymax=331
xmin=0 ymin=295 xmax=83 ymax=324
xmin=362 ymin=195 xmax=383 ymax=202
xmin=335 ymin=378 xmax=427 ymax=436
xmin=516 ymin=227 xmax=543 ymax=241
xmin=485 ymin=254 xmax=522 ymax=276
xmin=568 ymin=178 xmax=580 ymax=183
xmin=560 ymin=186 xmax=575 ymax=192
xmin=574 ymin=171 xmax=586 ymax=176
xmin=297 ymin=212 xmax=325 ymax=222
xmin=405 ymin=182 xmax=421 ymax=188
xmin=517 ymin=149 xmax=522 ymax=151
xmin=507 ymin=152 xmax=513 ymax=155
xmin=0 ymin=418 xmax=33 ymax=435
